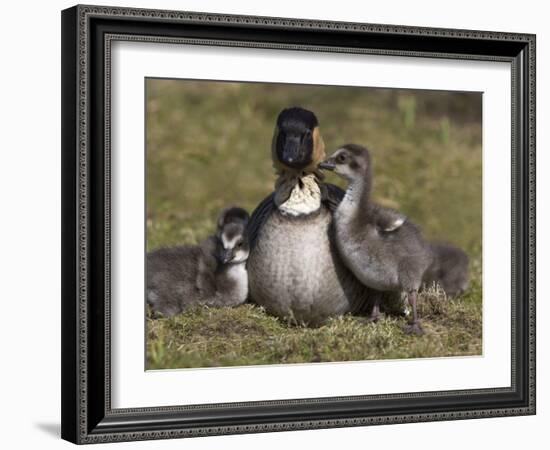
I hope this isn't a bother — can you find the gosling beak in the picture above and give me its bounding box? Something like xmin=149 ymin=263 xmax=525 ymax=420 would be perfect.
xmin=318 ymin=159 xmax=335 ymax=171
xmin=220 ymin=249 xmax=234 ymax=264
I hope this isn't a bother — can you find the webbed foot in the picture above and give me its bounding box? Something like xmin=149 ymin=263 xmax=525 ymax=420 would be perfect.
xmin=403 ymin=321 xmax=424 ymax=336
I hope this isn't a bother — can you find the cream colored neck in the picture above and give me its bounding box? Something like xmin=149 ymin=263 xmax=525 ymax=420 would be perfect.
xmin=274 ymin=173 xmax=321 ymax=217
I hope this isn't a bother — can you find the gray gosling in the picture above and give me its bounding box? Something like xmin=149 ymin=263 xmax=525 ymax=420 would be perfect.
xmin=423 ymin=242 xmax=469 ymax=297
xmin=319 ymin=144 xmax=432 ymax=335
xmin=147 ymin=207 xmax=250 ymax=317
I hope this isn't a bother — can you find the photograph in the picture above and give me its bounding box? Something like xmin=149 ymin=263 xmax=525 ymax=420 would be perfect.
xmin=145 ymin=79 xmax=482 ymax=370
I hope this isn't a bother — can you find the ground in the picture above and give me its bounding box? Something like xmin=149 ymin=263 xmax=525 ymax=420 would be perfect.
xmin=146 ymin=79 xmax=482 ymax=369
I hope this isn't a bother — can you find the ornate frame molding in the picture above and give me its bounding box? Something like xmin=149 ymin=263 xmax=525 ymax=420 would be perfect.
xmin=61 ymin=4 xmax=536 ymax=444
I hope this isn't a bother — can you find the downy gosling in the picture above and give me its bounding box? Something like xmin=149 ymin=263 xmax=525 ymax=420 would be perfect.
xmin=319 ymin=144 xmax=432 ymax=335
xmin=147 ymin=207 xmax=250 ymax=316
xmin=423 ymin=241 xmax=469 ymax=298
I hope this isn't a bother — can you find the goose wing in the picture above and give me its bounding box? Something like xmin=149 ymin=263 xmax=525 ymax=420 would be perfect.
xmin=246 ymin=192 xmax=276 ymax=250
xmin=374 ymin=206 xmax=407 ymax=232
xmin=321 ymin=182 xmax=345 ymax=213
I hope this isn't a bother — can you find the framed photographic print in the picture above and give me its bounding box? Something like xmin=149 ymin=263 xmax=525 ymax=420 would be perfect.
xmin=61 ymin=4 xmax=536 ymax=444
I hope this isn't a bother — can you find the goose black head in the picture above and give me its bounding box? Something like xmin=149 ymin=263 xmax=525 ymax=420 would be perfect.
xmin=272 ymin=107 xmax=326 ymax=174
xmin=319 ymin=144 xmax=371 ymax=183
xmin=215 ymin=207 xmax=250 ymax=265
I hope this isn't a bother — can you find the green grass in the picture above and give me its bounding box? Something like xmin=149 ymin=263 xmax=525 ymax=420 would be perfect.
xmin=146 ymin=79 xmax=482 ymax=369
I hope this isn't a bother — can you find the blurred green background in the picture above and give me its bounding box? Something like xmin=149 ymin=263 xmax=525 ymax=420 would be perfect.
xmin=146 ymin=78 xmax=482 ymax=369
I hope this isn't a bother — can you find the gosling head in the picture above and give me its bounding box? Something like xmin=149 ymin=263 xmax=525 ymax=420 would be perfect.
xmin=319 ymin=144 xmax=371 ymax=183
xmin=272 ymin=107 xmax=326 ymax=175
xmin=215 ymin=207 xmax=250 ymax=265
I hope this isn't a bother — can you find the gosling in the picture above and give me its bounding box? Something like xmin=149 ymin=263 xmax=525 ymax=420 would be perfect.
xmin=423 ymin=242 xmax=469 ymax=297
xmin=319 ymin=144 xmax=432 ymax=334
xmin=147 ymin=207 xmax=250 ymax=316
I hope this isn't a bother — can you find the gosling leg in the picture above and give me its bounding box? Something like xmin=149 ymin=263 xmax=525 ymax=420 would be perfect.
xmin=404 ymin=290 xmax=424 ymax=335
xmin=369 ymin=295 xmax=382 ymax=322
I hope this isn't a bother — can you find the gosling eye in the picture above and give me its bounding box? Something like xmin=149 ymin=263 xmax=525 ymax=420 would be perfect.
xmin=336 ymin=153 xmax=347 ymax=164
xmin=236 ymin=240 xmax=243 ymax=248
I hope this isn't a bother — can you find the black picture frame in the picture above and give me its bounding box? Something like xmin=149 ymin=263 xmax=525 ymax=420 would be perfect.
xmin=61 ymin=4 xmax=536 ymax=444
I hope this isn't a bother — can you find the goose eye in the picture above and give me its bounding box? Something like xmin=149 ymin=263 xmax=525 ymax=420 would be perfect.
xmin=337 ymin=154 xmax=346 ymax=163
